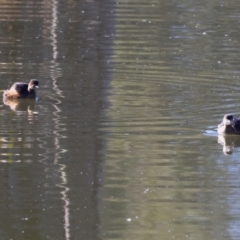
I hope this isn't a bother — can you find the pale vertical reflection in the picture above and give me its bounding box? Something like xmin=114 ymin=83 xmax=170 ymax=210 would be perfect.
xmin=50 ymin=0 xmax=70 ymax=240
xmin=51 ymin=0 xmax=58 ymax=60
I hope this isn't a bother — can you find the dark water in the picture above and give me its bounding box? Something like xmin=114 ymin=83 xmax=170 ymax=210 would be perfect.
xmin=1 ymin=0 xmax=240 ymax=240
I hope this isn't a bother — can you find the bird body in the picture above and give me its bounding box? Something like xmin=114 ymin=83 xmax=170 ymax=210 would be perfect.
xmin=3 ymin=79 xmax=39 ymax=99
xmin=218 ymin=114 xmax=240 ymax=135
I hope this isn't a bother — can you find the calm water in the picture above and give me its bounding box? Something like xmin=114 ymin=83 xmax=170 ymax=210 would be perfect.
xmin=0 ymin=0 xmax=240 ymax=240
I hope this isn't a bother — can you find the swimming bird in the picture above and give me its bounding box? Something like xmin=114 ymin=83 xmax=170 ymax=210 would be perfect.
xmin=218 ymin=114 xmax=240 ymax=135
xmin=3 ymin=79 xmax=39 ymax=99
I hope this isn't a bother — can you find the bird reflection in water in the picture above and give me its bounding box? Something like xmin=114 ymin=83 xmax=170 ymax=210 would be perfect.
xmin=218 ymin=135 xmax=240 ymax=155
xmin=3 ymin=97 xmax=38 ymax=115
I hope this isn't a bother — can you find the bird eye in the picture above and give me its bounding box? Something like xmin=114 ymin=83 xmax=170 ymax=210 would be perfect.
xmin=227 ymin=115 xmax=233 ymax=120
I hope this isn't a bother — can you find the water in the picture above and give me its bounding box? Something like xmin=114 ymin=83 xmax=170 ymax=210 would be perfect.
xmin=0 ymin=0 xmax=240 ymax=240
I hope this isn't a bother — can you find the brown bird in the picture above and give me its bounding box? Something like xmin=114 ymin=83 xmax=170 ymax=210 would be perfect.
xmin=3 ymin=79 xmax=39 ymax=99
xmin=218 ymin=114 xmax=240 ymax=135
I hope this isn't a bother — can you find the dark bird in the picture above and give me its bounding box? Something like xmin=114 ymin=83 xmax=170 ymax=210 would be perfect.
xmin=3 ymin=79 xmax=39 ymax=99
xmin=218 ymin=114 xmax=240 ymax=135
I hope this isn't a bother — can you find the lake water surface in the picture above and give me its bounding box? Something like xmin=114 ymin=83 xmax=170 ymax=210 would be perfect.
xmin=0 ymin=0 xmax=240 ymax=240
